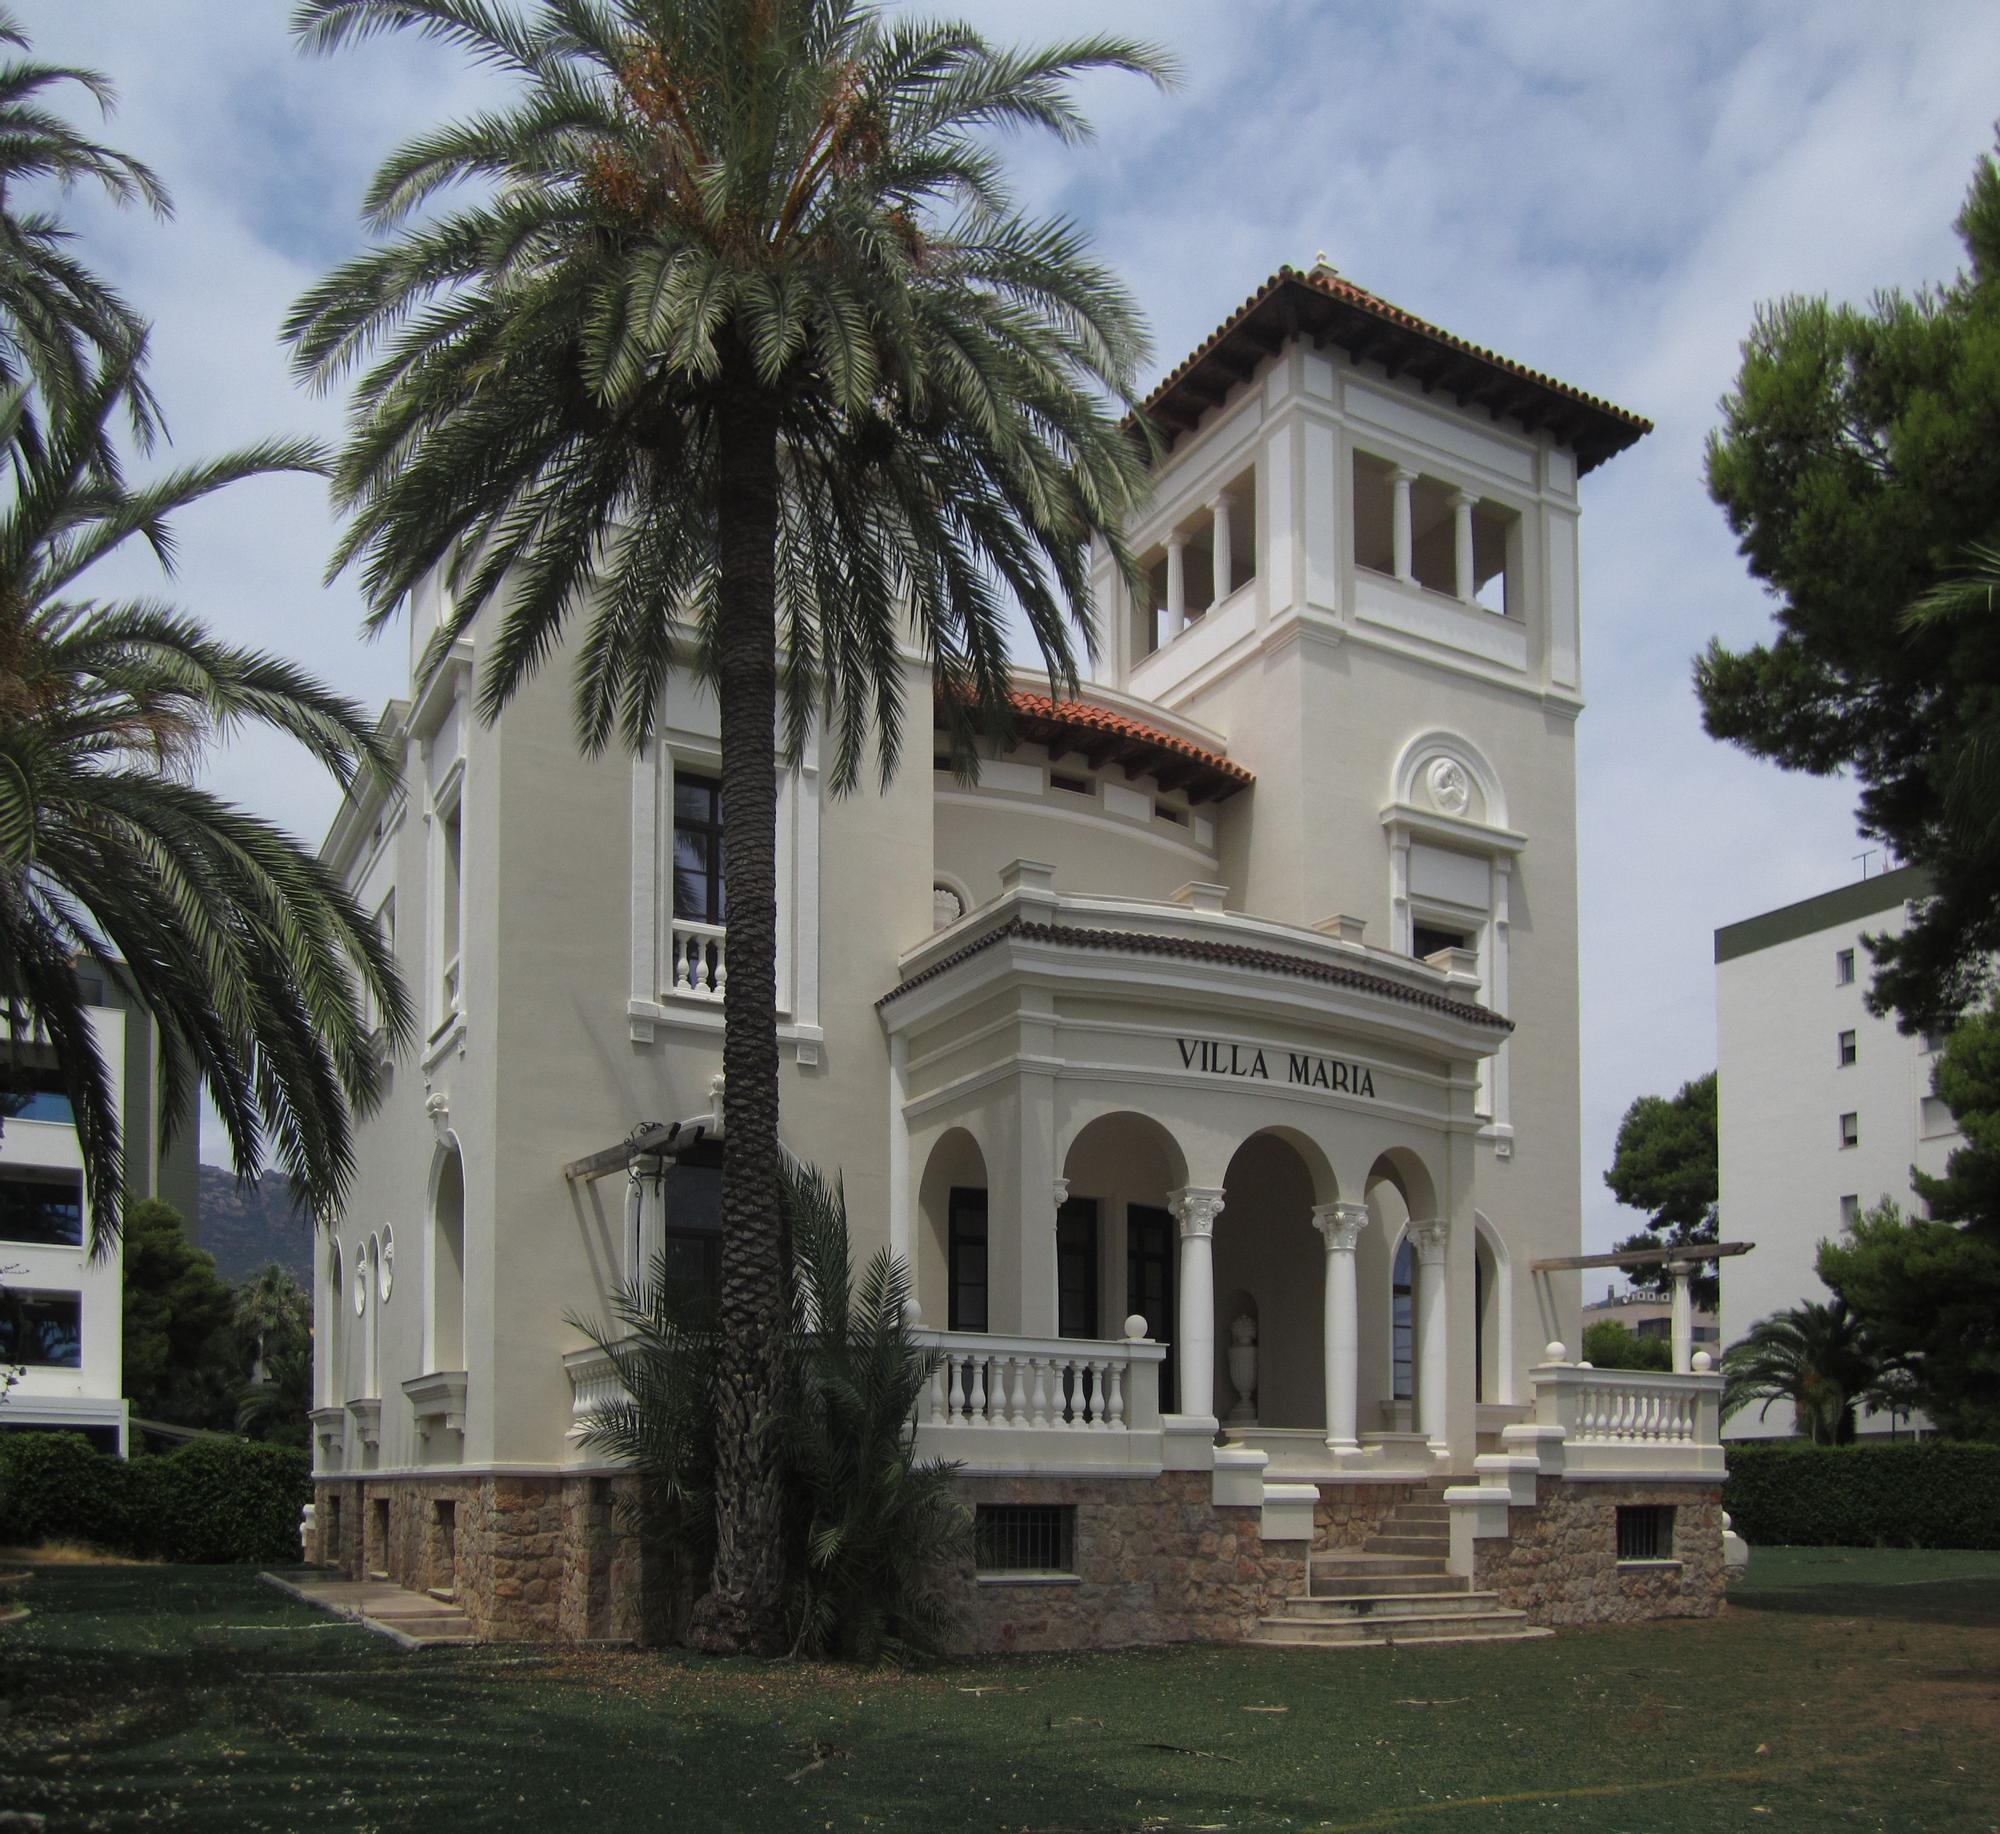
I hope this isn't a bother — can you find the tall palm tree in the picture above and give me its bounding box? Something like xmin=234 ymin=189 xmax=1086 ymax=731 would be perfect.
xmin=287 ymin=0 xmax=1166 ymax=1653
xmin=1721 ymin=1298 xmax=1883 ymax=1445
xmin=0 ymin=359 xmax=412 ymax=1252
xmin=0 ymin=7 xmax=170 ymax=455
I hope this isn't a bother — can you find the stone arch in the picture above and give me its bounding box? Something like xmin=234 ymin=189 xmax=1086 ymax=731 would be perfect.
xmin=1389 ymin=727 xmax=1508 ymax=830
xmin=324 ymin=1235 xmax=344 ymax=1407
xmin=917 ymin=1126 xmax=988 ymax=1333
xmin=1472 ymin=1209 xmax=1515 ymax=1407
xmin=429 ymin=1142 xmax=466 ymax=1374
xmin=363 ymin=1232 xmax=381 ymax=1400
xmin=1214 ymin=1128 xmax=1332 ymax=1431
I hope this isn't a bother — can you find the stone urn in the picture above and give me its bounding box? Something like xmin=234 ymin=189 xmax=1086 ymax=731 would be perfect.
xmin=1226 ymin=1312 xmax=1259 ymax=1426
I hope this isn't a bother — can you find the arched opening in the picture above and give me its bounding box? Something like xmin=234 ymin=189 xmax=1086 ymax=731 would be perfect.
xmin=917 ymin=1128 xmax=988 ymax=1333
xmin=1366 ymin=1150 xmax=1437 ymax=1434
xmin=363 ymin=1233 xmax=381 ymax=1400
xmin=1213 ymin=1129 xmax=1331 ymax=1433
xmin=431 ymin=1149 xmax=466 ymax=1373
xmin=1472 ymin=1210 xmax=1514 ymax=1411
xmin=1060 ymin=1111 xmax=1188 ymax=1408
xmin=325 ymin=1236 xmax=344 ymax=1406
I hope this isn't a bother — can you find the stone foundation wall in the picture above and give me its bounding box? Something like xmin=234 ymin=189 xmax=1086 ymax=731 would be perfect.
xmin=947 ymin=1471 xmax=1308 ymax=1653
xmin=1473 ymin=1478 xmax=1726 ymax=1625
xmin=1313 ymin=1480 xmax=1434 ymax=1550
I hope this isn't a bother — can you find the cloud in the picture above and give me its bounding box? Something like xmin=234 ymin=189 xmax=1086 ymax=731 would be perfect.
xmin=15 ymin=0 xmax=1998 ymax=1243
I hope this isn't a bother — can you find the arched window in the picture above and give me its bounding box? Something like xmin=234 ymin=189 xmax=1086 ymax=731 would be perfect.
xmin=1392 ymin=1237 xmax=1414 ymax=1401
xmin=432 ymin=1149 xmax=465 ymax=1372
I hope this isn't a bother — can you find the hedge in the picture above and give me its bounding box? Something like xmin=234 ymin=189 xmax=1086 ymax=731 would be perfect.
xmin=0 ymin=1430 xmax=310 ymax=1563
xmin=1724 ymin=1439 xmax=2000 ymax=1549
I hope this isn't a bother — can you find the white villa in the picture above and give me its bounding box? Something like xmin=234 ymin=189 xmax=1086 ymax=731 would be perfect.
xmin=308 ymin=264 xmax=1731 ymax=1649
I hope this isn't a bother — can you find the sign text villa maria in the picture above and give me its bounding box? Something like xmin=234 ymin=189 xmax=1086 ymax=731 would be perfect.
xmin=1176 ymin=1037 xmax=1377 ymax=1098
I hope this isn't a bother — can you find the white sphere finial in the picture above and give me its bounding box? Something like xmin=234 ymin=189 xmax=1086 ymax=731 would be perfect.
xmin=1124 ymin=1313 xmax=1148 ymax=1342
xmin=1692 ymin=1349 xmax=1713 ymax=1372
xmin=1544 ymin=1339 xmax=1568 ymax=1363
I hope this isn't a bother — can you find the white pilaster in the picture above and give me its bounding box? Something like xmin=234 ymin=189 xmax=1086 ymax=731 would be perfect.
xmin=1313 ymin=1201 xmax=1369 ymax=1451
xmin=1208 ymin=493 xmax=1234 ymax=607
xmin=1412 ymin=1218 xmax=1450 ymax=1453
xmin=1051 ymin=1175 xmax=1070 ymax=1333
xmin=1165 ymin=531 xmax=1188 ymax=641
xmin=1668 ymin=1261 xmax=1694 ymax=1374
xmin=1169 ymin=1186 xmax=1224 ymax=1419
xmin=887 ymin=1032 xmax=911 ymax=1266
xmin=1390 ymin=466 xmax=1415 ymax=585
xmin=1451 ymin=488 xmax=1476 ymax=604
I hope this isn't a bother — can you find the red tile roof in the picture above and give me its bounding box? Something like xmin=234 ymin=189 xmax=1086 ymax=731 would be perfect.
xmin=1003 ymin=690 xmax=1252 ymax=799
xmin=1139 ymin=265 xmax=1650 ymax=474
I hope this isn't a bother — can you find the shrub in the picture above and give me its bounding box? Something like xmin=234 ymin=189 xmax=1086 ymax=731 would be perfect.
xmin=1724 ymin=1439 xmax=2000 ymax=1548
xmin=0 ymin=1429 xmax=309 ymax=1562
xmin=1582 ymin=1320 xmax=1673 ymax=1371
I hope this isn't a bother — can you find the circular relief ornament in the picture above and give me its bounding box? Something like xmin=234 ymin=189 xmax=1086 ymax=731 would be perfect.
xmin=1425 ymin=757 xmax=1471 ymax=816
xmin=932 ymin=884 xmax=965 ymax=931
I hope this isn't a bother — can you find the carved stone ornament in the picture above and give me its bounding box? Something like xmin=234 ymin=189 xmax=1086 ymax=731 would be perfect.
xmin=933 ymin=884 xmax=965 ymax=931
xmin=1425 ymin=757 xmax=1472 ymax=816
xmin=1170 ymin=1188 xmax=1225 ymax=1238
xmin=1410 ymin=1218 xmax=1450 ymax=1265
xmin=1311 ymin=1202 xmax=1369 ymax=1253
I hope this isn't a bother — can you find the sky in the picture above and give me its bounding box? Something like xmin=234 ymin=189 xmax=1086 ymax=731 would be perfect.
xmin=19 ymin=1 xmax=2000 ymax=1261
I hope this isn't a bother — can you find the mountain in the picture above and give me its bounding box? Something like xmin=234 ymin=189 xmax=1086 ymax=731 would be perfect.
xmin=195 ymin=1165 xmax=312 ymax=1284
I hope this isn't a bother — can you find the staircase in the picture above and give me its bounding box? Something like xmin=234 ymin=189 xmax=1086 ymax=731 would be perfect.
xmin=1250 ymin=1481 xmax=1551 ymax=1649
xmin=266 ymin=1570 xmax=477 ymax=1647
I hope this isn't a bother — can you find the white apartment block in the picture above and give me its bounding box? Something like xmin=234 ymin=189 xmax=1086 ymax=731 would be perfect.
xmin=1715 ymin=865 xmax=1954 ymax=1437
xmin=308 ymin=264 xmax=1737 ymax=1648
xmin=1 ymin=967 xmax=199 ymax=1455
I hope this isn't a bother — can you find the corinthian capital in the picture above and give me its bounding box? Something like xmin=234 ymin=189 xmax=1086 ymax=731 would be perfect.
xmin=1311 ymin=1202 xmax=1370 ymax=1254
xmin=1169 ymin=1186 xmax=1226 ymax=1239
xmin=1410 ymin=1218 xmax=1450 ymax=1265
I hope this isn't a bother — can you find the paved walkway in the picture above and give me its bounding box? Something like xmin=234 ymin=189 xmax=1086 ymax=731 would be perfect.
xmin=261 ymin=1570 xmax=477 ymax=1648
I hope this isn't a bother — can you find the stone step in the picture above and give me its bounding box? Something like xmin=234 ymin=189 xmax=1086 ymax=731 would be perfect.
xmin=1389 ymin=1504 xmax=1452 ymax=1524
xmin=426 ymin=1587 xmax=459 ymax=1604
xmin=1279 ymin=1590 xmax=1507 ymax=1621
xmin=1311 ymin=1552 xmax=1449 ymax=1580
xmin=1309 ymin=1570 xmax=1466 ymax=1598
xmin=366 ymin=1569 xmax=390 ymax=1583
xmin=1252 ymin=1607 xmax=1538 ymax=1647
xmin=1250 ymin=1625 xmax=1555 ymax=1651
xmin=1363 ymin=1534 xmax=1450 ymax=1557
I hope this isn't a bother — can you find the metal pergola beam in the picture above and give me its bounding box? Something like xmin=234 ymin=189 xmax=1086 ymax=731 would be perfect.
xmin=1530 ymin=1241 xmax=1753 ymax=1274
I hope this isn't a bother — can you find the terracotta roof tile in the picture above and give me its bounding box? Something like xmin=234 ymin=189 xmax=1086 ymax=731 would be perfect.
xmin=1004 ymin=691 xmax=1253 ymax=787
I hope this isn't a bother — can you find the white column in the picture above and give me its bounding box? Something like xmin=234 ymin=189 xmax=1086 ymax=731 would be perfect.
xmin=1313 ymin=1202 xmax=1369 ymax=1451
xmin=1208 ymin=493 xmax=1234 ymax=607
xmin=1668 ymin=1260 xmax=1694 ymax=1374
xmin=887 ymin=1032 xmax=911 ymax=1268
xmin=1451 ymin=488 xmax=1476 ymax=604
xmin=1390 ymin=467 xmax=1415 ymax=584
xmin=1411 ymin=1219 xmax=1450 ymax=1453
xmin=1051 ymin=1175 xmax=1070 ymax=1333
xmin=1169 ymin=1186 xmax=1224 ymax=1418
xmin=1165 ymin=531 xmax=1188 ymax=640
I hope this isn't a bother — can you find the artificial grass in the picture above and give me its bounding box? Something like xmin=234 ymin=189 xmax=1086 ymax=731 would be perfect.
xmin=0 ymin=1550 xmax=1994 ymax=1831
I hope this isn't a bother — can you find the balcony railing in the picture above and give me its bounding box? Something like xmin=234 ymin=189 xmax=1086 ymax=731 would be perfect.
xmin=670 ymin=919 xmax=727 ymax=1000
xmin=1530 ymin=1362 xmax=1724 ymax=1479
xmin=563 ymin=1342 xmax=628 ymax=1436
xmin=911 ymin=1327 xmax=1166 ymax=1470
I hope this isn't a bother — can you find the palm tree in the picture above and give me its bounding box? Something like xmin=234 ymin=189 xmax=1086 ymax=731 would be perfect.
xmin=1721 ymin=1298 xmax=1883 ymax=1444
xmin=287 ymin=0 xmax=1166 ymax=1653
xmin=0 ymin=358 xmax=412 ymax=1252
xmin=0 ymin=7 xmax=171 ymax=454
xmin=234 ymin=1262 xmax=310 ymax=1380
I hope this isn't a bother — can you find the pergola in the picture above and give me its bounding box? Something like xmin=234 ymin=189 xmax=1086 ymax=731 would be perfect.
xmin=1532 ymin=1241 xmax=1751 ymax=1373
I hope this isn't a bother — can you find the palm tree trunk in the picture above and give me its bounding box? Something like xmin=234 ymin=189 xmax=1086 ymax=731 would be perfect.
xmin=688 ymin=366 xmax=789 ymax=1656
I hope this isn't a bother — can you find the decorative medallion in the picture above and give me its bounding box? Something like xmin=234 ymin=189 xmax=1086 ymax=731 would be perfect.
xmin=1425 ymin=757 xmax=1471 ymax=816
xmin=932 ymin=884 xmax=965 ymax=931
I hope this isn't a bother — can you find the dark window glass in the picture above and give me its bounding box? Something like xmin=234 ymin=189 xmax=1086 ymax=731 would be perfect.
xmin=660 ymin=1147 xmax=723 ymax=1326
xmin=1413 ymin=923 xmax=1468 ymax=961
xmin=1056 ymin=1199 xmax=1099 ymax=1339
xmin=0 ymin=1173 xmax=84 ymax=1247
xmin=974 ymin=1503 xmax=1074 ymax=1573
xmin=0 ymin=1069 xmax=74 ymax=1125
xmin=1616 ymin=1504 xmax=1676 ymax=1561
xmin=1125 ymin=1205 xmax=1175 ymax=1412
xmin=672 ymin=772 xmax=726 ymax=925
xmin=948 ymin=1187 xmax=988 ymax=1332
xmin=1392 ymin=1238 xmax=1414 ymax=1400
xmin=0 ymin=1292 xmax=82 ymax=1366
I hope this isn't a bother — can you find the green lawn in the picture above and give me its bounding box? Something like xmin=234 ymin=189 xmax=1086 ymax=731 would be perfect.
xmin=1 ymin=1549 xmax=1996 ymax=1831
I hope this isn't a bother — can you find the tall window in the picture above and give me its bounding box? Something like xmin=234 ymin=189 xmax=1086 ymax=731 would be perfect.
xmin=660 ymin=1145 xmax=724 ymax=1326
xmin=673 ymin=772 xmax=726 ymax=925
xmin=1839 ymin=1111 xmax=1859 ymax=1148
xmin=1837 ymin=1029 xmax=1857 ymax=1067
xmin=1392 ymin=1237 xmax=1415 ymax=1400
xmin=1056 ymin=1199 xmax=1099 ymax=1339
xmin=0 ymin=1171 xmax=84 ymax=1247
xmin=438 ymin=793 xmax=463 ymax=1021
xmin=1835 ymin=948 xmax=1856 ymax=985
xmin=0 ymin=1291 xmax=81 ymax=1367
xmin=948 ymin=1186 xmax=989 ymax=1332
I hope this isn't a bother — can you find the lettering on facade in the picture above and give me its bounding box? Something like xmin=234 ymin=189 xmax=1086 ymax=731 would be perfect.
xmin=1176 ymin=1037 xmax=1376 ymax=1098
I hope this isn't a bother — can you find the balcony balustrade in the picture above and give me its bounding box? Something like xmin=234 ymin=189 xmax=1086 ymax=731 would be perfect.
xmin=1527 ymin=1361 xmax=1724 ymax=1479
xmin=670 ymin=919 xmax=727 ymax=1000
xmin=911 ymin=1327 xmax=1165 ymax=1470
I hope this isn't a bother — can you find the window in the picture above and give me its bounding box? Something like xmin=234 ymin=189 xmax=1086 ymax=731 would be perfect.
xmin=1840 ymin=1194 xmax=1860 ymax=1229
xmin=1049 ymin=771 xmax=1093 ymax=796
xmin=1921 ymin=1095 xmax=1956 ymax=1139
xmin=437 ymin=791 xmax=463 ymax=1022
xmin=672 ymin=772 xmax=726 ymax=926
xmin=1835 ymin=948 xmax=1856 ymax=985
xmin=974 ymin=1504 xmax=1075 ymax=1576
xmin=1839 ymin=1112 xmax=1859 ymax=1148
xmin=0 ymin=1172 xmax=84 ymax=1247
xmin=0 ymin=1291 xmax=82 ymax=1367
xmin=1391 ymin=1237 xmax=1414 ymax=1400
xmin=1154 ymin=801 xmax=1188 ymax=827
xmin=0 ymin=1068 xmax=73 ymax=1126
xmin=1922 ymin=1028 xmax=1947 ymax=1055
xmin=1837 ymin=1030 xmax=1857 ymax=1067
xmin=1056 ymin=1199 xmax=1099 ymax=1340
xmin=1616 ymin=1504 xmax=1676 ymax=1562
xmin=948 ymin=1186 xmax=989 ymax=1332
xmin=659 ymin=1144 xmax=723 ymax=1327
xmin=1412 ymin=922 xmax=1469 ymax=963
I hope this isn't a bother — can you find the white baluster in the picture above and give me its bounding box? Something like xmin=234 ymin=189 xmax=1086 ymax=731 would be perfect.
xmin=926 ymin=1359 xmax=944 ymax=1426
xmin=946 ymin=1355 xmax=966 ymax=1424
xmin=1005 ymin=1356 xmax=1028 ymax=1427
xmin=1029 ymin=1357 xmax=1050 ymax=1429
xmin=673 ymin=934 xmax=692 ymax=993
xmin=967 ymin=1355 xmax=988 ymax=1424
xmin=1105 ymin=1359 xmax=1127 ymax=1430
xmin=712 ymin=936 xmax=726 ymax=997
xmin=1087 ymin=1359 xmax=1109 ymax=1427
